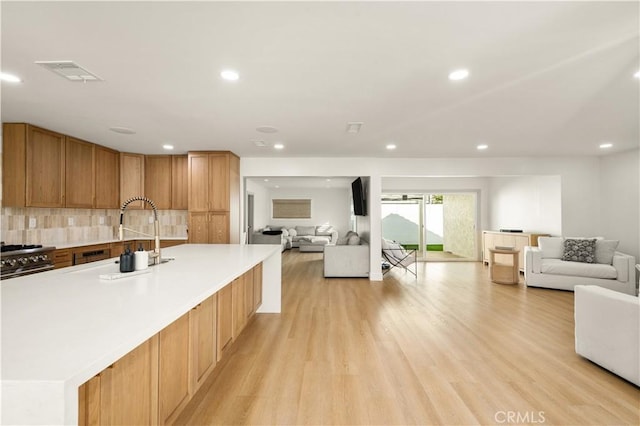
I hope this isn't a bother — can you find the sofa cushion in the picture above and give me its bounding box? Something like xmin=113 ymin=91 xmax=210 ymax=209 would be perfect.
xmin=562 ymin=238 xmax=596 ymax=263
xmin=538 ymin=237 xmax=564 ymax=258
xmin=315 ymin=225 xmax=334 ymax=236
xmin=281 ymin=228 xmax=289 ymax=237
xmin=347 ymin=235 xmax=361 ymax=245
xmin=296 ymin=226 xmax=316 ymax=236
xmin=541 ymin=259 xmax=617 ymax=279
xmin=288 ymin=228 xmax=297 ymax=237
xmin=595 ymin=240 xmax=619 ymax=265
xmin=267 ymin=225 xmax=283 ymax=231
xmin=336 ymin=236 xmax=349 ymax=245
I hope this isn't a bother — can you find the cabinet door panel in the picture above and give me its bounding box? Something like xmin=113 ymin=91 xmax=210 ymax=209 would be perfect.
xmin=253 ymin=263 xmax=263 ymax=312
xmin=232 ymin=276 xmax=246 ymax=339
xmin=191 ymin=294 xmax=217 ymax=392
xmin=78 ymin=375 xmax=101 ymax=426
xmin=209 ymin=212 xmax=229 ymax=244
xmin=188 ymin=213 xmax=209 ymax=244
xmin=244 ymin=268 xmax=254 ymax=318
xmin=26 ymin=126 xmax=65 ymax=207
xmin=65 ymin=137 xmax=95 ymax=208
xmin=159 ymin=313 xmax=190 ymax=425
xmin=208 ymin=154 xmax=229 ymax=211
xmin=101 ymin=336 xmax=158 ymax=425
xmin=95 ymin=146 xmax=120 ymax=208
xmin=171 ymin=155 xmax=188 ymax=210
xmin=217 ymin=284 xmax=233 ymax=361
xmin=120 ymin=153 xmax=145 ymax=209
xmin=188 ymin=154 xmax=209 ymax=212
xmin=2 ymin=123 xmax=27 ymax=206
xmin=145 ymin=155 xmax=172 ymax=209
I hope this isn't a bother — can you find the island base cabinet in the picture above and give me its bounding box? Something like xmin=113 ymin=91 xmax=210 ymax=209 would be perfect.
xmin=217 ymin=284 xmax=233 ymax=361
xmin=253 ymin=263 xmax=263 ymax=312
xmin=159 ymin=313 xmax=191 ymax=425
xmin=190 ymin=294 xmax=217 ymax=393
xmin=79 ymin=336 xmax=159 ymax=426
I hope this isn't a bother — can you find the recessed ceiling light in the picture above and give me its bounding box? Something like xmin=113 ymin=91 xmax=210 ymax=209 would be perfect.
xmin=162 ymin=144 xmax=174 ymax=150
xmin=477 ymin=144 xmax=489 ymax=150
xmin=386 ymin=144 xmax=397 ymax=150
xmin=220 ymin=70 xmax=239 ymax=81
xmin=0 ymin=72 xmax=21 ymax=83
xmin=256 ymin=125 xmax=278 ymax=134
xmin=275 ymin=185 xmax=280 ymax=189
xmin=273 ymin=143 xmax=284 ymax=150
xmin=326 ymin=178 xmax=331 ymax=182
xmin=109 ymin=126 xmax=136 ymax=135
xmin=263 ymin=179 xmax=269 ymax=182
xmin=635 ymin=70 xmax=640 ymax=79
xmin=449 ymin=69 xmax=470 ymax=81
xmin=599 ymin=142 xmax=613 ymax=149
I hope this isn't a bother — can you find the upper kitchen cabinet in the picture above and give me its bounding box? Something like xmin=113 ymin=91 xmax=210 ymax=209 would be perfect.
xmin=120 ymin=153 xmax=145 ymax=209
xmin=171 ymin=155 xmax=188 ymax=210
xmin=94 ymin=145 xmax=120 ymax=209
xmin=187 ymin=151 xmax=239 ymax=243
xmin=65 ymin=137 xmax=95 ymax=208
xmin=2 ymin=123 xmax=27 ymax=206
xmin=145 ymin=155 xmax=172 ymax=210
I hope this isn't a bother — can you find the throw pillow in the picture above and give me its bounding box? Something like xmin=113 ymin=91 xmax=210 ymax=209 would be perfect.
xmin=538 ymin=237 xmax=564 ymax=258
xmin=595 ymin=240 xmax=619 ymax=264
xmin=281 ymin=229 xmax=289 ymax=237
xmin=288 ymin=228 xmax=297 ymax=237
xmin=347 ymin=235 xmax=361 ymax=245
xmin=316 ymin=225 xmax=334 ymax=236
xmin=296 ymin=226 xmax=316 ymax=236
xmin=562 ymin=238 xmax=596 ymax=263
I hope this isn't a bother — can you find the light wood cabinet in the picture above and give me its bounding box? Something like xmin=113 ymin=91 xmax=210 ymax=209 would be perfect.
xmin=482 ymin=231 xmax=549 ymax=272
xmin=188 ymin=212 xmax=229 ymax=244
xmin=217 ymin=283 xmax=233 ymax=361
xmin=120 ymin=153 xmax=145 ymax=209
xmin=190 ymin=294 xmax=217 ymax=393
xmin=187 ymin=151 xmax=239 ymax=243
xmin=171 ymin=155 xmax=188 ymax=210
xmin=78 ymin=336 xmax=159 ymax=426
xmin=2 ymin=123 xmax=27 ymax=206
xmin=244 ymin=267 xmax=255 ymax=319
xmin=253 ymin=263 xmax=263 ymax=313
xmin=232 ymin=275 xmax=247 ymax=339
xmin=65 ymin=137 xmax=95 ymax=208
xmin=145 ymin=155 xmax=172 ymax=210
xmin=26 ymin=125 xmax=66 ymax=207
xmin=95 ymin=146 xmax=120 ymax=209
xmin=158 ymin=313 xmax=191 ymax=425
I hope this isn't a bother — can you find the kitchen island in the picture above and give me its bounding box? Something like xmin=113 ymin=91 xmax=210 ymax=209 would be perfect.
xmin=1 ymin=243 xmax=281 ymax=425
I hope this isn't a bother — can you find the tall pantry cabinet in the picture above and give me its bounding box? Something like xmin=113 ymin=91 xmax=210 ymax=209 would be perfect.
xmin=187 ymin=151 xmax=239 ymax=244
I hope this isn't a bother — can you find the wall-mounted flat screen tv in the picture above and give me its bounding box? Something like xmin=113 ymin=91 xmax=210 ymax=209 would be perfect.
xmin=352 ymin=177 xmax=367 ymax=216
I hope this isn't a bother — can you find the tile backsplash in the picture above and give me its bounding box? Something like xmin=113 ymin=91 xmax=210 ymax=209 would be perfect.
xmin=1 ymin=207 xmax=188 ymax=246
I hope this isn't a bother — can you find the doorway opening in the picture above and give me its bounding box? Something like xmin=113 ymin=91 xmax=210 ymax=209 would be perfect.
xmin=381 ymin=193 xmax=477 ymax=261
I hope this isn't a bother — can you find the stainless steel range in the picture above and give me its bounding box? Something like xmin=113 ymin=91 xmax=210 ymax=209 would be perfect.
xmin=1 ymin=244 xmax=56 ymax=280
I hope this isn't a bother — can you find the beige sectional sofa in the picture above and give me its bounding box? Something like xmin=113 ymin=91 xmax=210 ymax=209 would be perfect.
xmin=524 ymin=237 xmax=636 ymax=295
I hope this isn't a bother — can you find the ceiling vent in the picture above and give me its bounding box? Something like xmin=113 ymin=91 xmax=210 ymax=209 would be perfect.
xmin=346 ymin=122 xmax=363 ymax=134
xmin=35 ymin=61 xmax=103 ymax=82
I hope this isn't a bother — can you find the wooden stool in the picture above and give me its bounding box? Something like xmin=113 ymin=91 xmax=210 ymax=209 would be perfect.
xmin=489 ymin=248 xmax=520 ymax=284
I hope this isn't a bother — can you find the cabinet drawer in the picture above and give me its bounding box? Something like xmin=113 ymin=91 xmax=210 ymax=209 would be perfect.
xmin=53 ymin=249 xmax=72 ymax=269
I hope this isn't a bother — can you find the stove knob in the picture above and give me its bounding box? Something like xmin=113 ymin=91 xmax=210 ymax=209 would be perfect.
xmin=1 ymin=260 xmax=5 ymax=267
xmin=6 ymin=259 xmax=17 ymax=267
xmin=18 ymin=258 xmax=28 ymax=265
xmin=30 ymin=256 xmax=39 ymax=263
xmin=39 ymin=254 xmax=49 ymax=261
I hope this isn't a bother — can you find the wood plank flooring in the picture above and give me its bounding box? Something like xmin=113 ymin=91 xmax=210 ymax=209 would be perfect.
xmin=175 ymin=251 xmax=639 ymax=425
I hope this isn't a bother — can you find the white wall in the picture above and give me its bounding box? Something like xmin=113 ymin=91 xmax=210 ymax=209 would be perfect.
xmin=245 ymin=179 xmax=271 ymax=234
xmin=241 ymin=155 xmax=634 ymax=280
xmin=258 ymin=186 xmax=352 ymax=237
xmin=598 ymin=149 xmax=639 ymax=263
xmin=488 ymin=175 xmax=562 ymax=236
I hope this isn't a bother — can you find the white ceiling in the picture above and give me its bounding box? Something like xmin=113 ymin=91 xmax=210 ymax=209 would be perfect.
xmin=1 ymin=1 xmax=638 ymax=158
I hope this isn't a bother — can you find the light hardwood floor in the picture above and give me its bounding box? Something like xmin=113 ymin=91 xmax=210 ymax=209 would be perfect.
xmin=176 ymin=251 xmax=639 ymax=425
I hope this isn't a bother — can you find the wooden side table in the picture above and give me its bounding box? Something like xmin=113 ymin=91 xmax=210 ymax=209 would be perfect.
xmin=489 ymin=248 xmax=520 ymax=284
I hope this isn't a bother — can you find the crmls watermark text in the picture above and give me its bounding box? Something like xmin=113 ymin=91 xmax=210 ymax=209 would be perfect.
xmin=494 ymin=410 xmax=546 ymax=424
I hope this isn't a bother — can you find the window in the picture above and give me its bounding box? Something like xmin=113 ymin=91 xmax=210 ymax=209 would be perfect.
xmin=272 ymin=199 xmax=311 ymax=219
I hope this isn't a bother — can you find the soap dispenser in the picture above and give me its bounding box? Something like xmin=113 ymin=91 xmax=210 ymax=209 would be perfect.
xmin=119 ymin=245 xmax=135 ymax=273
xmin=134 ymin=244 xmax=149 ymax=271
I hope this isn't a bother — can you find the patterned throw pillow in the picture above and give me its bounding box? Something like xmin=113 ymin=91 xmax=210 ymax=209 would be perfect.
xmin=562 ymin=238 xmax=596 ymax=263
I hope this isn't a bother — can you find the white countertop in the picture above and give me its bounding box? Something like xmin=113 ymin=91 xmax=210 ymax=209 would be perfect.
xmin=1 ymin=243 xmax=281 ymax=425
